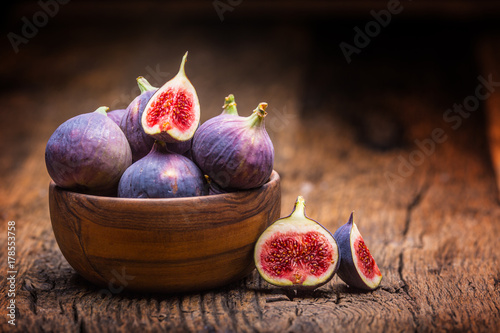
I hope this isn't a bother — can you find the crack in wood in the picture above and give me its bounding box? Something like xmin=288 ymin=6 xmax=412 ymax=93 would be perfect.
xmin=398 ymin=184 xmax=430 ymax=331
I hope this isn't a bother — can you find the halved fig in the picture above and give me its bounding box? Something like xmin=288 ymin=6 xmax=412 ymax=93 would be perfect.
xmin=333 ymin=213 xmax=382 ymax=290
xmin=141 ymin=52 xmax=200 ymax=143
xmin=254 ymin=196 xmax=340 ymax=290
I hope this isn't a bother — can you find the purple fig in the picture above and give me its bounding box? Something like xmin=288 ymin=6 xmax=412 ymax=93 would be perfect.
xmin=106 ymin=108 xmax=126 ymax=127
xmin=168 ymin=95 xmax=236 ymax=162
xmin=192 ymin=98 xmax=274 ymax=190
xmin=333 ymin=213 xmax=382 ymax=290
xmin=117 ymin=141 xmax=207 ymax=198
xmin=254 ymin=196 xmax=340 ymax=289
xmin=45 ymin=106 xmax=132 ymax=195
xmin=165 ymin=139 xmax=192 ymax=156
xmin=204 ymin=175 xmax=229 ymax=195
xmin=120 ymin=76 xmax=157 ymax=162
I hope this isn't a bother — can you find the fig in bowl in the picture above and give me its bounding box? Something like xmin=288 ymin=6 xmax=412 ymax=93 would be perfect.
xmin=48 ymin=171 xmax=280 ymax=293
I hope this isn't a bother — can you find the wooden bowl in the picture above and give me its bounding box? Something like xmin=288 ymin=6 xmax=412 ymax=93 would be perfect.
xmin=49 ymin=171 xmax=280 ymax=293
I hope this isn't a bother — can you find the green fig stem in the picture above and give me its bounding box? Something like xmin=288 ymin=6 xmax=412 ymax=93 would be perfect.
xmin=137 ymin=76 xmax=157 ymax=93
xmin=290 ymin=195 xmax=306 ymax=219
xmin=222 ymin=94 xmax=239 ymax=116
xmin=95 ymin=106 xmax=109 ymax=115
xmin=246 ymin=102 xmax=268 ymax=128
xmin=177 ymin=51 xmax=188 ymax=78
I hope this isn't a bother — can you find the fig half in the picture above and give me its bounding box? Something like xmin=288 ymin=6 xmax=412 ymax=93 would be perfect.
xmin=141 ymin=52 xmax=200 ymax=143
xmin=333 ymin=213 xmax=382 ymax=290
xmin=254 ymin=196 xmax=340 ymax=290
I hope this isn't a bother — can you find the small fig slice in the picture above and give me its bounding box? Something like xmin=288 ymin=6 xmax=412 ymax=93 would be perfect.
xmin=120 ymin=77 xmax=158 ymax=162
xmin=333 ymin=213 xmax=382 ymax=290
xmin=45 ymin=106 xmax=132 ymax=195
xmin=142 ymin=52 xmax=200 ymax=143
xmin=192 ymin=101 xmax=274 ymax=190
xmin=118 ymin=141 xmax=207 ymax=198
xmin=254 ymin=196 xmax=340 ymax=290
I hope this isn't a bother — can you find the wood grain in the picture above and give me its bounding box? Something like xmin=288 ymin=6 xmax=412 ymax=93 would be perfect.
xmin=1 ymin=7 xmax=500 ymax=332
xmin=49 ymin=171 xmax=280 ymax=293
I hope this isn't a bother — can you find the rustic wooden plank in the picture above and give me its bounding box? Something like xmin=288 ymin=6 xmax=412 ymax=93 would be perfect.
xmin=1 ymin=12 xmax=500 ymax=333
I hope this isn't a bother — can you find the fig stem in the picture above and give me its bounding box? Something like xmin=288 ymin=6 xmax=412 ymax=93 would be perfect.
xmin=178 ymin=51 xmax=188 ymax=78
xmin=246 ymin=102 xmax=268 ymax=128
xmin=94 ymin=106 xmax=109 ymax=115
xmin=137 ymin=76 xmax=157 ymax=93
xmin=290 ymin=195 xmax=306 ymax=219
xmin=222 ymin=94 xmax=238 ymax=116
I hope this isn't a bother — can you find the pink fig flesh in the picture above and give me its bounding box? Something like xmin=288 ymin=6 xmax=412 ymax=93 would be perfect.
xmin=254 ymin=196 xmax=339 ymax=289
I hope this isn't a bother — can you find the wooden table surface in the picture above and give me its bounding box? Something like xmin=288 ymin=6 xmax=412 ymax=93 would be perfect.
xmin=1 ymin=2 xmax=500 ymax=332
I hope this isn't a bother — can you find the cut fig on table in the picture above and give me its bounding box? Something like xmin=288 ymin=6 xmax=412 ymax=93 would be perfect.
xmin=333 ymin=212 xmax=382 ymax=291
xmin=142 ymin=52 xmax=200 ymax=143
xmin=254 ymin=196 xmax=340 ymax=290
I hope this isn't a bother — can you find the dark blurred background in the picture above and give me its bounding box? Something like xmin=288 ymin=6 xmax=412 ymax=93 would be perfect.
xmin=2 ymin=0 xmax=500 ymax=156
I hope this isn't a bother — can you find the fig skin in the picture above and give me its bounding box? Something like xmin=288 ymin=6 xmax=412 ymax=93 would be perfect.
xmin=254 ymin=196 xmax=340 ymax=290
xmin=120 ymin=77 xmax=157 ymax=162
xmin=118 ymin=141 xmax=208 ymax=198
xmin=45 ymin=106 xmax=132 ymax=195
xmin=192 ymin=102 xmax=274 ymax=190
xmin=164 ymin=122 xmax=199 ymax=157
xmin=142 ymin=52 xmax=200 ymax=143
xmin=333 ymin=213 xmax=382 ymax=291
xmin=106 ymin=108 xmax=126 ymax=127
xmin=174 ymin=95 xmax=235 ymax=164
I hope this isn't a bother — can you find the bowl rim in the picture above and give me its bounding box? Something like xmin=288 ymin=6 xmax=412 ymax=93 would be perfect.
xmin=49 ymin=170 xmax=280 ymax=204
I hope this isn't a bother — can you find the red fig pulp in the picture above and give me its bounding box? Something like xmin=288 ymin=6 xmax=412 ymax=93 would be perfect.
xmin=142 ymin=52 xmax=200 ymax=143
xmin=254 ymin=196 xmax=339 ymax=289
xmin=333 ymin=213 xmax=382 ymax=290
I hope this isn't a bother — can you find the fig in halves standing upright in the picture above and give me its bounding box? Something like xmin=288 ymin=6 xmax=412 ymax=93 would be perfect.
xmin=254 ymin=196 xmax=340 ymax=289
xmin=333 ymin=213 xmax=382 ymax=290
xmin=192 ymin=101 xmax=274 ymax=190
xmin=141 ymin=52 xmax=200 ymax=143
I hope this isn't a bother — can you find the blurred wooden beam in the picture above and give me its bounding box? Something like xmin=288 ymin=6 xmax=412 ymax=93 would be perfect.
xmin=479 ymin=36 xmax=500 ymax=202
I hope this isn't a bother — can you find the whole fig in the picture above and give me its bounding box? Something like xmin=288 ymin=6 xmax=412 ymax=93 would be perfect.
xmin=120 ymin=77 xmax=157 ymax=162
xmin=192 ymin=101 xmax=274 ymax=190
xmin=106 ymin=108 xmax=126 ymax=127
xmin=118 ymin=141 xmax=207 ymax=198
xmin=45 ymin=106 xmax=132 ymax=195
